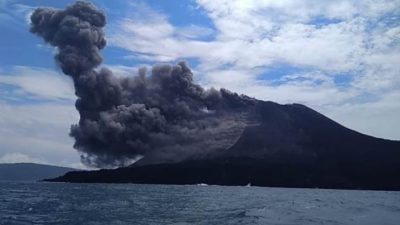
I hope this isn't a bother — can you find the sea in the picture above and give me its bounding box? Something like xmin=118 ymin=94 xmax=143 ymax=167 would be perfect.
xmin=0 ymin=182 xmax=399 ymax=225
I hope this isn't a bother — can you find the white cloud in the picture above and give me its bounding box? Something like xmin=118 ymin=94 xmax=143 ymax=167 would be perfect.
xmin=176 ymin=24 xmax=214 ymax=39
xmin=0 ymin=1 xmax=34 ymax=26
xmin=108 ymin=2 xmax=217 ymax=62
xmin=102 ymin=64 xmax=149 ymax=78
xmin=0 ymin=153 xmax=46 ymax=164
xmin=0 ymin=101 xmax=83 ymax=168
xmin=197 ymin=0 xmax=400 ymax=22
xmin=324 ymin=90 xmax=400 ymax=140
xmin=108 ymin=0 xmax=400 ymax=74
xmin=0 ymin=66 xmax=75 ymax=101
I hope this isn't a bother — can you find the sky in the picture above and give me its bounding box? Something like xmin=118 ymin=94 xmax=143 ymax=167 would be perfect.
xmin=0 ymin=0 xmax=399 ymax=168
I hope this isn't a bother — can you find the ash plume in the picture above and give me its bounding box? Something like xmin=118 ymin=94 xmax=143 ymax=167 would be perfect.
xmin=30 ymin=1 xmax=253 ymax=168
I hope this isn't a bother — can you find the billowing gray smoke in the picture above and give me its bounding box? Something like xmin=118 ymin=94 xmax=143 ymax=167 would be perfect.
xmin=30 ymin=1 xmax=254 ymax=168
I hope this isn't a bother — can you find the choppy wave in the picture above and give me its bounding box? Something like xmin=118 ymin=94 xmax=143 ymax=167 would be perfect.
xmin=1 ymin=182 xmax=399 ymax=225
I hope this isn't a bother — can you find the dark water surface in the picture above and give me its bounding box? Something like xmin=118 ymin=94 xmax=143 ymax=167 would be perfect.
xmin=0 ymin=182 xmax=399 ymax=225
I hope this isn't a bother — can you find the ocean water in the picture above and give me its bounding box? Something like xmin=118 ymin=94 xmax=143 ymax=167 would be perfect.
xmin=0 ymin=182 xmax=399 ymax=225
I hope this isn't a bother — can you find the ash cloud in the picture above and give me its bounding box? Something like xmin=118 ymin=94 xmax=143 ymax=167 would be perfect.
xmin=30 ymin=1 xmax=253 ymax=168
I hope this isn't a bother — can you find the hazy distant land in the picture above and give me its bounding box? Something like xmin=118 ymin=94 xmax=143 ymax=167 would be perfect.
xmin=0 ymin=163 xmax=78 ymax=182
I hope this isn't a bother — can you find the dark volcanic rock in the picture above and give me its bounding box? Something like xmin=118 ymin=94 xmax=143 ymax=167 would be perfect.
xmin=46 ymin=100 xmax=400 ymax=190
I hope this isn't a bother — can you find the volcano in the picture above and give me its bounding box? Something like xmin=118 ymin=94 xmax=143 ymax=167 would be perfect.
xmin=46 ymin=100 xmax=400 ymax=190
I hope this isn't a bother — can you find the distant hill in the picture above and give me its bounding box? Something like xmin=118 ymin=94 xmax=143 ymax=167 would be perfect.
xmin=0 ymin=163 xmax=78 ymax=182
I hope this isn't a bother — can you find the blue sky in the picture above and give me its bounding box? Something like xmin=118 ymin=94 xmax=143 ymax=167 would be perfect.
xmin=0 ymin=0 xmax=399 ymax=168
